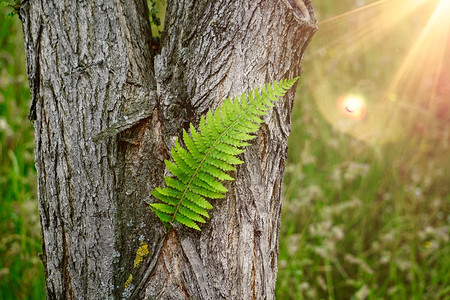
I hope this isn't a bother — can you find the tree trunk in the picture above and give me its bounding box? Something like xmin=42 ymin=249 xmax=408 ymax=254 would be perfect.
xmin=19 ymin=0 xmax=317 ymax=299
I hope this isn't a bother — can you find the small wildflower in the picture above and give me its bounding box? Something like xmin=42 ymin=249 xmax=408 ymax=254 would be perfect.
xmin=298 ymin=281 xmax=310 ymax=291
xmin=344 ymin=254 xmax=374 ymax=275
xmin=316 ymin=275 xmax=327 ymax=291
xmin=354 ymin=284 xmax=370 ymax=300
xmin=287 ymin=234 xmax=300 ymax=256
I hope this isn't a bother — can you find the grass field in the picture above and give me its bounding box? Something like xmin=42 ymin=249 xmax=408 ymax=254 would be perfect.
xmin=277 ymin=1 xmax=450 ymax=299
xmin=1 ymin=1 xmax=449 ymax=299
xmin=0 ymin=7 xmax=45 ymax=300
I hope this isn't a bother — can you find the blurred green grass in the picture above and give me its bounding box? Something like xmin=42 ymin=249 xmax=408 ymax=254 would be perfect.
xmin=1 ymin=1 xmax=449 ymax=299
xmin=277 ymin=1 xmax=450 ymax=299
xmin=0 ymin=7 xmax=45 ymax=300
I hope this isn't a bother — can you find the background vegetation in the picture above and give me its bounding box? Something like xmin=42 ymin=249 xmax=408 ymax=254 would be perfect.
xmin=0 ymin=0 xmax=448 ymax=299
xmin=0 ymin=5 xmax=45 ymax=300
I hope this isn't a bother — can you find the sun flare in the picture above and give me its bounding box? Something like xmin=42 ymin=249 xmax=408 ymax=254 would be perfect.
xmin=310 ymin=0 xmax=449 ymax=144
xmin=339 ymin=95 xmax=366 ymax=121
xmin=385 ymin=0 xmax=450 ymax=107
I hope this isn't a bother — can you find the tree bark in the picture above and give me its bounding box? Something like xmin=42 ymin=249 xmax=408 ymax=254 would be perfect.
xmin=20 ymin=0 xmax=316 ymax=299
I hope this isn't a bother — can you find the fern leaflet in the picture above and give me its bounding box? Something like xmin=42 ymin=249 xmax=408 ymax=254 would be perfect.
xmin=150 ymin=78 xmax=298 ymax=230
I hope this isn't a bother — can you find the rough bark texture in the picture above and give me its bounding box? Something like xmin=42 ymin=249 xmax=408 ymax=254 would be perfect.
xmin=20 ymin=0 xmax=316 ymax=299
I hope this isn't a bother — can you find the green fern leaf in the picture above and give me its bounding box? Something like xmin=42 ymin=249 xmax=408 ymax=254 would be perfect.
xmin=175 ymin=213 xmax=201 ymax=231
xmin=150 ymin=78 xmax=298 ymax=230
xmin=151 ymin=203 xmax=176 ymax=214
xmin=151 ymin=208 xmax=172 ymax=223
xmin=182 ymin=199 xmax=210 ymax=218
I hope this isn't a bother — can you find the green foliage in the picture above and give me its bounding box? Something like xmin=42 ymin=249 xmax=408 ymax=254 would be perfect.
xmin=0 ymin=0 xmax=21 ymax=17
xmin=0 ymin=7 xmax=45 ymax=299
xmin=147 ymin=0 xmax=165 ymax=50
xmin=150 ymin=78 xmax=298 ymax=230
xmin=275 ymin=1 xmax=450 ymax=298
xmin=276 ymin=88 xmax=450 ymax=299
xmin=148 ymin=0 xmax=162 ymax=31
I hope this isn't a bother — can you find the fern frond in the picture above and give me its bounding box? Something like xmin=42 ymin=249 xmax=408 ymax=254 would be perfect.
xmin=150 ymin=78 xmax=298 ymax=230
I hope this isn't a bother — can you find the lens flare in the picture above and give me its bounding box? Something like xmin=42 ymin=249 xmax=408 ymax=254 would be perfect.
xmin=307 ymin=0 xmax=449 ymax=144
xmin=338 ymin=95 xmax=366 ymax=120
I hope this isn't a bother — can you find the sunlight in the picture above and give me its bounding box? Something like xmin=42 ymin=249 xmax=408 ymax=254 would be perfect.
xmin=320 ymin=0 xmax=391 ymax=25
xmin=385 ymin=0 xmax=450 ymax=111
xmin=339 ymin=95 xmax=366 ymax=121
xmin=438 ymin=0 xmax=450 ymax=8
xmin=316 ymin=0 xmax=428 ymax=57
xmin=309 ymin=0 xmax=449 ymax=144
